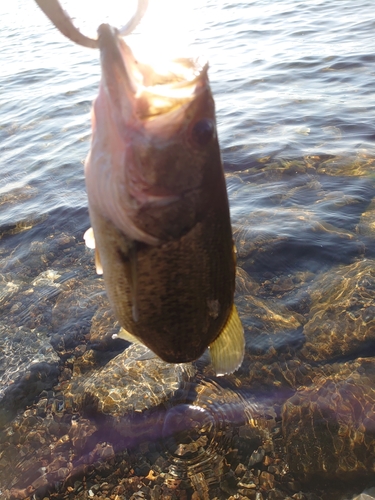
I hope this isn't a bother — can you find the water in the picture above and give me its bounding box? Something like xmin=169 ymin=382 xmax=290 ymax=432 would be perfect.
xmin=2 ymin=0 xmax=375 ymax=499
xmin=2 ymin=0 xmax=375 ymax=229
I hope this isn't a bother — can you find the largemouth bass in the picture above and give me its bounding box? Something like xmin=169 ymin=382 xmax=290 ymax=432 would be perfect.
xmin=34 ymin=1 xmax=245 ymax=375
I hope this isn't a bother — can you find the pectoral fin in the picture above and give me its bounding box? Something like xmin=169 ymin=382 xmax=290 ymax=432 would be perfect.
xmin=209 ymin=304 xmax=245 ymax=376
xmin=114 ymin=327 xmax=141 ymax=344
xmin=85 ymin=224 xmax=139 ymax=320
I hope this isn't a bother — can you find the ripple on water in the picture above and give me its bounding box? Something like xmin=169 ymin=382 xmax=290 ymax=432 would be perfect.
xmin=162 ymin=404 xmax=221 ymax=483
xmin=3 ymin=0 xmax=375 ymax=498
xmin=159 ymin=375 xmax=263 ymax=495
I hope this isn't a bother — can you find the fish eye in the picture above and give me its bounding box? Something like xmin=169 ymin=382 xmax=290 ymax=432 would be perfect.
xmin=191 ymin=119 xmax=215 ymax=147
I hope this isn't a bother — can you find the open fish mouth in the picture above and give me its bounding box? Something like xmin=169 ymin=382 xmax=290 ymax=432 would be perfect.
xmin=97 ymin=23 xmax=209 ymax=122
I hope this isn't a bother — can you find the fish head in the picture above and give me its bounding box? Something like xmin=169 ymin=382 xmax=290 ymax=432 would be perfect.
xmin=85 ymin=24 xmax=222 ymax=244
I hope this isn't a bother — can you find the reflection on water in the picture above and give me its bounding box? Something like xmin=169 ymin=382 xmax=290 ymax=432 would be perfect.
xmin=2 ymin=0 xmax=375 ymax=498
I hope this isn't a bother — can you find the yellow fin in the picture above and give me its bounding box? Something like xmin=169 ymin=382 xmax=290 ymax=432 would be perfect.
xmin=84 ymin=227 xmax=96 ymax=249
xmin=115 ymin=327 xmax=141 ymax=344
xmin=209 ymin=304 xmax=245 ymax=376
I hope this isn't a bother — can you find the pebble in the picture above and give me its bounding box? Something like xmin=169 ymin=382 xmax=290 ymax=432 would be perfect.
xmin=248 ymin=448 xmax=266 ymax=467
xmin=238 ymin=481 xmax=257 ymax=489
xmin=259 ymin=471 xmax=274 ymax=489
xmin=235 ymin=463 xmax=247 ymax=476
xmin=288 ymin=480 xmax=301 ymax=492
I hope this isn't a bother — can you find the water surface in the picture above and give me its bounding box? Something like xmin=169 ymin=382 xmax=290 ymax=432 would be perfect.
xmin=1 ymin=1 xmax=375 ymax=499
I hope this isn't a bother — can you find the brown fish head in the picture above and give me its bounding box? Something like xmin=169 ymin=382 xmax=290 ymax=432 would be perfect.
xmin=85 ymin=24 xmax=223 ymax=244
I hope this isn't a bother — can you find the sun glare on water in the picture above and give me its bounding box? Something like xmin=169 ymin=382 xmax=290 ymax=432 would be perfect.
xmin=129 ymin=0 xmax=200 ymax=63
xmin=61 ymin=0 xmax=200 ymax=66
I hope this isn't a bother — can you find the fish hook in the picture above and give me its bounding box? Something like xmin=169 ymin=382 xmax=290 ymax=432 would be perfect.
xmin=34 ymin=0 xmax=148 ymax=48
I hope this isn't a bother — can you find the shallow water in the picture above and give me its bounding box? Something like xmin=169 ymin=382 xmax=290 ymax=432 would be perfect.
xmin=2 ymin=1 xmax=375 ymax=499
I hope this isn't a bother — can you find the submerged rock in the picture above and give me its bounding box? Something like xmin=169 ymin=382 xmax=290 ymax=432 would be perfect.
xmin=283 ymin=357 xmax=375 ymax=478
xmin=301 ymin=260 xmax=375 ymax=362
xmin=66 ymin=343 xmax=196 ymax=416
xmin=0 ymin=324 xmax=59 ymax=426
xmin=2 ymin=162 xmax=375 ymax=499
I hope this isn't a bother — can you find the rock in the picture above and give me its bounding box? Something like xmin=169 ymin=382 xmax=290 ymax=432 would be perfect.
xmin=0 ymin=324 xmax=59 ymax=426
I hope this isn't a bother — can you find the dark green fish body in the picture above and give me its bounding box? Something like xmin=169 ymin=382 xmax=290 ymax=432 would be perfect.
xmin=82 ymin=24 xmax=245 ymax=375
xmin=89 ymin=169 xmax=235 ymax=364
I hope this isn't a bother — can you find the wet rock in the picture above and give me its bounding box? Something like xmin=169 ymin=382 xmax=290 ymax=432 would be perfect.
xmin=356 ymin=199 xmax=375 ymax=237
xmin=283 ymin=358 xmax=375 ymax=478
xmin=315 ymin=155 xmax=375 ymax=178
xmin=248 ymin=448 xmax=266 ymax=467
xmin=301 ymin=260 xmax=375 ymax=362
xmin=65 ymin=344 xmax=195 ymax=417
xmin=0 ymin=324 xmax=59 ymax=426
xmin=240 ymin=292 xmax=304 ymax=352
xmin=259 ymin=471 xmax=274 ymax=489
xmin=235 ymin=463 xmax=247 ymax=477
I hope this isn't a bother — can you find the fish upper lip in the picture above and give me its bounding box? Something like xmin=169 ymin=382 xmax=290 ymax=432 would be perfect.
xmin=98 ymin=24 xmax=139 ymax=95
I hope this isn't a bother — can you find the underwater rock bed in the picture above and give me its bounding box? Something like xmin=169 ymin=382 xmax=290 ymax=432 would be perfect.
xmin=3 ymin=157 xmax=375 ymax=499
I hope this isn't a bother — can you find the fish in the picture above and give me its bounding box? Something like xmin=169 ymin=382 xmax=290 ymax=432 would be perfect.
xmin=34 ymin=0 xmax=245 ymax=375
